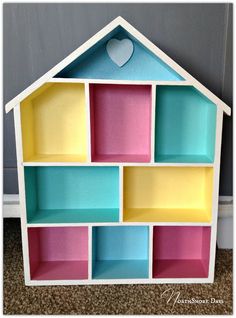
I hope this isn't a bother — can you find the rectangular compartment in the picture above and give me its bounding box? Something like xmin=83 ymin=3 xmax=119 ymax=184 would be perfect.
xmin=123 ymin=167 xmax=213 ymax=223
xmin=25 ymin=166 xmax=119 ymax=223
xmin=155 ymin=86 xmax=217 ymax=163
xmin=92 ymin=226 xmax=149 ymax=279
xmin=21 ymin=83 xmax=87 ymax=162
xmin=153 ymin=226 xmax=211 ymax=278
xmin=28 ymin=226 xmax=88 ymax=280
xmin=90 ymin=84 xmax=152 ymax=162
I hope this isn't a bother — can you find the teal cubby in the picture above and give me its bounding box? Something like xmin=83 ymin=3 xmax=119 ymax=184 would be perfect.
xmin=55 ymin=27 xmax=183 ymax=81
xmin=155 ymin=86 xmax=217 ymax=163
xmin=92 ymin=226 xmax=149 ymax=279
xmin=24 ymin=166 xmax=119 ymax=223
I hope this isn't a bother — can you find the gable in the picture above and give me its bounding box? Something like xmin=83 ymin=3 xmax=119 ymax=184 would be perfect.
xmin=5 ymin=16 xmax=231 ymax=115
xmin=55 ymin=27 xmax=183 ymax=81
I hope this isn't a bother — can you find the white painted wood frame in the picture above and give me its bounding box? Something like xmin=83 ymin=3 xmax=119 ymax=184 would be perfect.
xmin=6 ymin=16 xmax=231 ymax=286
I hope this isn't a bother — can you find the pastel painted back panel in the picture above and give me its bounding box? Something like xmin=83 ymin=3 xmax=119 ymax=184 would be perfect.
xmin=155 ymin=86 xmax=217 ymax=162
xmin=40 ymin=227 xmax=88 ymax=261
xmin=21 ymin=83 xmax=87 ymax=161
xmin=28 ymin=227 xmax=88 ymax=261
xmin=124 ymin=167 xmax=213 ymax=210
xmin=25 ymin=166 xmax=119 ymax=210
xmin=93 ymin=226 xmax=149 ymax=261
xmin=90 ymin=84 xmax=152 ymax=157
xmin=55 ymin=28 xmax=183 ymax=81
xmin=153 ymin=226 xmax=211 ymax=260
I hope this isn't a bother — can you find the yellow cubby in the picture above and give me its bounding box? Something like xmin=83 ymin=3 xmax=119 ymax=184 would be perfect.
xmin=123 ymin=166 xmax=213 ymax=223
xmin=20 ymin=83 xmax=87 ymax=162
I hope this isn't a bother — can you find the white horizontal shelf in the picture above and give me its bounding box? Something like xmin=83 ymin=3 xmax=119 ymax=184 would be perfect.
xmin=22 ymin=161 xmax=214 ymax=167
xmin=48 ymin=78 xmax=192 ymax=86
xmin=27 ymin=221 xmax=213 ymax=228
xmin=25 ymin=277 xmax=212 ymax=286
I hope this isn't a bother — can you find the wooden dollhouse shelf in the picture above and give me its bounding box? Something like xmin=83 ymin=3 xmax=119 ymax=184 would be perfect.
xmin=19 ymin=79 xmax=216 ymax=283
xmin=20 ymin=80 xmax=215 ymax=283
xmin=7 ymin=17 xmax=231 ymax=285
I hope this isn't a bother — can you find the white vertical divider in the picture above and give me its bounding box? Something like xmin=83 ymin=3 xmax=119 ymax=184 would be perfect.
xmin=148 ymin=225 xmax=153 ymax=279
xmin=208 ymin=107 xmax=224 ymax=282
xmin=14 ymin=104 xmax=31 ymax=284
xmin=85 ymin=82 xmax=92 ymax=162
xmin=85 ymin=82 xmax=93 ymax=280
xmin=150 ymin=84 xmax=156 ymax=163
xmin=88 ymin=225 xmax=93 ymax=280
xmin=119 ymin=166 xmax=124 ymax=223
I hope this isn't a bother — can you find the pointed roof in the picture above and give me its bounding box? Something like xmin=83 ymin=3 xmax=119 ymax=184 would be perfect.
xmin=5 ymin=16 xmax=231 ymax=115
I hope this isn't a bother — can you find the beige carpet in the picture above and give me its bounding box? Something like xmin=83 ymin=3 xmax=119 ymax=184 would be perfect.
xmin=3 ymin=219 xmax=233 ymax=315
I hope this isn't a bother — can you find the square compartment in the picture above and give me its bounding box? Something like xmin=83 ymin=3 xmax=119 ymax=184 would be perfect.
xmin=155 ymin=86 xmax=217 ymax=163
xmin=90 ymin=84 xmax=152 ymax=162
xmin=21 ymin=83 xmax=87 ymax=162
xmin=123 ymin=167 xmax=213 ymax=223
xmin=92 ymin=226 xmax=149 ymax=279
xmin=28 ymin=226 xmax=88 ymax=280
xmin=25 ymin=166 xmax=119 ymax=223
xmin=153 ymin=226 xmax=211 ymax=278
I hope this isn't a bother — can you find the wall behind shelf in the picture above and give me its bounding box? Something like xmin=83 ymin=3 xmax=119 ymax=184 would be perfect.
xmin=3 ymin=3 xmax=232 ymax=195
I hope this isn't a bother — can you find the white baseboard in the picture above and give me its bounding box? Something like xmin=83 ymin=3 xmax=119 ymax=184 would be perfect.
xmin=218 ymin=196 xmax=233 ymax=218
xmin=3 ymin=194 xmax=20 ymax=218
xmin=3 ymin=194 xmax=233 ymax=249
xmin=217 ymin=217 xmax=233 ymax=249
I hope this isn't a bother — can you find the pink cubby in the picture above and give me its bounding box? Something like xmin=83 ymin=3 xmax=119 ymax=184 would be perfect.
xmin=28 ymin=227 xmax=88 ymax=280
xmin=90 ymin=84 xmax=152 ymax=162
xmin=153 ymin=226 xmax=211 ymax=279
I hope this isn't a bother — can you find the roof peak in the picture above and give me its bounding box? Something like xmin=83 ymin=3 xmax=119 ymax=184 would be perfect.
xmin=5 ymin=16 xmax=231 ymax=115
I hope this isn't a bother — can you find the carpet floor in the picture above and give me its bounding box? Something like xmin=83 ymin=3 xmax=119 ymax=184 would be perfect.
xmin=3 ymin=219 xmax=233 ymax=315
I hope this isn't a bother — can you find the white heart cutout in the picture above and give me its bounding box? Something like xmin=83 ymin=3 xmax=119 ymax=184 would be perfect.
xmin=106 ymin=38 xmax=134 ymax=67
